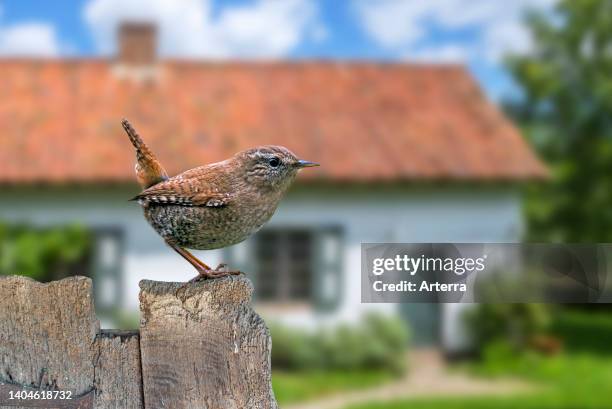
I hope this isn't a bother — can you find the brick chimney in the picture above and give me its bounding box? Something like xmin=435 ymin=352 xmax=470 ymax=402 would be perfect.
xmin=117 ymin=22 xmax=157 ymax=65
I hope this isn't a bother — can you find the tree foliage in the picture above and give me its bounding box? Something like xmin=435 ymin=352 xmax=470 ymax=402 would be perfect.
xmin=508 ymin=0 xmax=612 ymax=241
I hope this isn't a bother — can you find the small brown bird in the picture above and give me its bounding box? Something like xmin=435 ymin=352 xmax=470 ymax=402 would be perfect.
xmin=122 ymin=119 xmax=318 ymax=281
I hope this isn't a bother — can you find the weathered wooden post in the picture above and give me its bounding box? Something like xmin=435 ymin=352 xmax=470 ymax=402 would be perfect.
xmin=0 ymin=274 xmax=277 ymax=409
xmin=0 ymin=276 xmax=143 ymax=409
xmin=0 ymin=276 xmax=99 ymax=409
xmin=93 ymin=330 xmax=143 ymax=409
xmin=139 ymin=275 xmax=278 ymax=409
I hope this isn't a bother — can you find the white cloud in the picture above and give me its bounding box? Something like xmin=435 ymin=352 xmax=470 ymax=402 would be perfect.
xmin=353 ymin=0 xmax=557 ymax=63
xmin=409 ymin=44 xmax=470 ymax=63
xmin=84 ymin=0 xmax=320 ymax=59
xmin=484 ymin=18 xmax=533 ymax=62
xmin=0 ymin=23 xmax=61 ymax=57
xmin=355 ymin=1 xmax=427 ymax=48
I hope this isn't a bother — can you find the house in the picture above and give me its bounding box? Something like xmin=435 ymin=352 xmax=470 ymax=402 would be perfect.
xmin=0 ymin=23 xmax=546 ymax=351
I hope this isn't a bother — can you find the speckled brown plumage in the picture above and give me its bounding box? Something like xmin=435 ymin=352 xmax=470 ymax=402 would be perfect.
xmin=122 ymin=119 xmax=318 ymax=280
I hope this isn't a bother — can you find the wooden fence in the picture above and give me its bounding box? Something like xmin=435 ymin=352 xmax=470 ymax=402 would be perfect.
xmin=0 ymin=275 xmax=278 ymax=409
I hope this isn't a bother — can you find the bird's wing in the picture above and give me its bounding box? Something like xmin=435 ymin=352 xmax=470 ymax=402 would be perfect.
xmin=132 ymin=165 xmax=234 ymax=208
xmin=133 ymin=187 xmax=232 ymax=207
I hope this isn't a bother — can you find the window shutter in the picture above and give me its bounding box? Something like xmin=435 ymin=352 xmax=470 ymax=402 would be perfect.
xmin=312 ymin=228 xmax=343 ymax=312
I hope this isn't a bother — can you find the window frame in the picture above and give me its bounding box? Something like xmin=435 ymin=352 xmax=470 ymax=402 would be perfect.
xmin=224 ymin=225 xmax=344 ymax=310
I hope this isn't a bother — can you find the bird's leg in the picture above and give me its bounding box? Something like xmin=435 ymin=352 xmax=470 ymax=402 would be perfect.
xmin=169 ymin=244 xmax=215 ymax=281
xmin=168 ymin=243 xmax=240 ymax=281
xmin=170 ymin=244 xmax=211 ymax=270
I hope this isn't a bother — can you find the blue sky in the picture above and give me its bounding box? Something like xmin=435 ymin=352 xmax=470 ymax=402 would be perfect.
xmin=0 ymin=0 xmax=556 ymax=100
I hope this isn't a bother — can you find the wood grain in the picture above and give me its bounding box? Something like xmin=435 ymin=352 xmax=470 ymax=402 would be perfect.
xmin=94 ymin=330 xmax=143 ymax=409
xmin=0 ymin=276 xmax=98 ymax=391
xmin=0 ymin=276 xmax=99 ymax=409
xmin=139 ymin=275 xmax=278 ymax=409
xmin=0 ymin=275 xmax=277 ymax=408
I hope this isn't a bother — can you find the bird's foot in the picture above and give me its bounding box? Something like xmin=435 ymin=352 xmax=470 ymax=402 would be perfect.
xmin=186 ymin=263 xmax=242 ymax=283
xmin=213 ymin=263 xmax=242 ymax=276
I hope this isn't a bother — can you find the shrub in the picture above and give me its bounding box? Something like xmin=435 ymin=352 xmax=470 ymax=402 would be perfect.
xmin=270 ymin=313 xmax=409 ymax=373
xmin=0 ymin=222 xmax=92 ymax=281
xmin=269 ymin=323 xmax=322 ymax=370
xmin=361 ymin=314 xmax=410 ymax=372
xmin=551 ymin=309 xmax=612 ymax=355
xmin=465 ymin=303 xmax=551 ymax=353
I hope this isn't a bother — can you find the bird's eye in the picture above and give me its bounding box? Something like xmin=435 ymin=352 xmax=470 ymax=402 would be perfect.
xmin=268 ymin=157 xmax=280 ymax=168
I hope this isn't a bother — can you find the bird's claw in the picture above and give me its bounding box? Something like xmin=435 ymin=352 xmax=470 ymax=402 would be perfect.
xmin=186 ymin=263 xmax=242 ymax=283
xmin=213 ymin=263 xmax=241 ymax=275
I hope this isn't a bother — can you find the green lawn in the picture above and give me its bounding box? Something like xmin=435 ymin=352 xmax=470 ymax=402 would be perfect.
xmin=343 ymin=394 xmax=593 ymax=409
xmin=344 ymin=353 xmax=612 ymax=409
xmin=270 ymin=352 xmax=612 ymax=408
xmin=272 ymin=311 xmax=612 ymax=408
xmin=272 ymin=369 xmax=394 ymax=405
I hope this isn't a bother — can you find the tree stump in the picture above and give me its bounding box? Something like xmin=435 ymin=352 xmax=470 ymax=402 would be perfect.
xmin=139 ymin=275 xmax=278 ymax=409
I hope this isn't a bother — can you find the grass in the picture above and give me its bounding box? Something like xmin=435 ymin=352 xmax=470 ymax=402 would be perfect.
xmin=344 ymin=353 xmax=612 ymax=409
xmin=272 ymin=310 xmax=612 ymax=407
xmin=343 ymin=394 xmax=594 ymax=409
xmin=272 ymin=369 xmax=395 ymax=405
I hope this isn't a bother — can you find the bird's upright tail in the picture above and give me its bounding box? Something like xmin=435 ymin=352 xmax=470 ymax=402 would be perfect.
xmin=121 ymin=119 xmax=169 ymax=189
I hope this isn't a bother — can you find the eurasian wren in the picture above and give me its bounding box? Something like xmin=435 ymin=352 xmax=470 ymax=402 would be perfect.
xmin=122 ymin=119 xmax=318 ymax=281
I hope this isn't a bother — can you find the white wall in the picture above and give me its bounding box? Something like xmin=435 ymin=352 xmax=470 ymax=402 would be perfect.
xmin=267 ymin=186 xmax=523 ymax=351
xmin=0 ymin=186 xmax=208 ymax=309
xmin=0 ymin=184 xmax=523 ymax=349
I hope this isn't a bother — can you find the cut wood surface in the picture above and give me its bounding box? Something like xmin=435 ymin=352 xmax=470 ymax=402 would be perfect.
xmin=139 ymin=275 xmax=278 ymax=409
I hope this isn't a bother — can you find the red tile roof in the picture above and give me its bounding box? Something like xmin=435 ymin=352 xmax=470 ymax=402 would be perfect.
xmin=0 ymin=60 xmax=547 ymax=184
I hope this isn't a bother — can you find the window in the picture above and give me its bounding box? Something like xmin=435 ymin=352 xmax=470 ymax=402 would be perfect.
xmin=226 ymin=226 xmax=343 ymax=309
xmin=254 ymin=230 xmax=314 ymax=302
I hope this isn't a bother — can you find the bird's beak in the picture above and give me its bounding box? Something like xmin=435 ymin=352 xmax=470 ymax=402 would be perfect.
xmin=296 ymin=159 xmax=320 ymax=168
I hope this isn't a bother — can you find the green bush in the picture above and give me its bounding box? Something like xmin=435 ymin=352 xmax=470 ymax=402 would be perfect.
xmin=360 ymin=314 xmax=410 ymax=371
xmin=0 ymin=222 xmax=92 ymax=281
xmin=270 ymin=313 xmax=409 ymax=373
xmin=475 ymin=340 xmax=543 ymax=377
xmin=268 ymin=323 xmax=322 ymax=370
xmin=465 ymin=303 xmax=551 ymax=352
xmin=552 ymin=310 xmax=612 ymax=355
